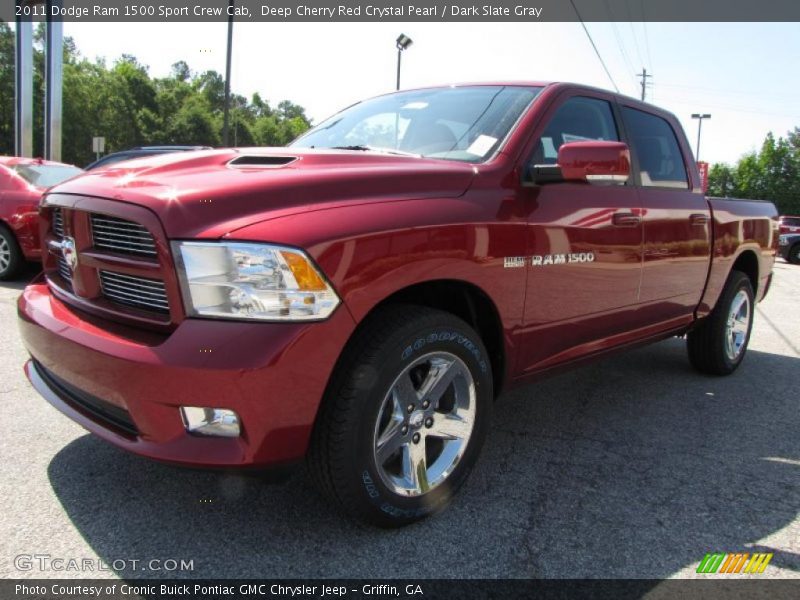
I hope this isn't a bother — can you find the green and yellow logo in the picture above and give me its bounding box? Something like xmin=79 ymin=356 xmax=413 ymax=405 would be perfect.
xmin=697 ymin=552 xmax=773 ymax=574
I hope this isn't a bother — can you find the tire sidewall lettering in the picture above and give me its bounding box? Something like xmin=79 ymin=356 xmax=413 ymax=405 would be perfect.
xmin=400 ymin=330 xmax=488 ymax=374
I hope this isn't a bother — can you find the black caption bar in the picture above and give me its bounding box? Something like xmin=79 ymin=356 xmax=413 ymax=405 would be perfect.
xmin=4 ymin=580 xmax=800 ymax=600
xmin=5 ymin=0 xmax=800 ymax=22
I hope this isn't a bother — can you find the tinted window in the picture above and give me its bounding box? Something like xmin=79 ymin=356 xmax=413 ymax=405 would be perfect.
xmin=533 ymin=96 xmax=619 ymax=164
xmin=782 ymin=217 xmax=800 ymax=226
xmin=292 ymin=85 xmax=542 ymax=162
xmin=623 ymin=107 xmax=688 ymax=189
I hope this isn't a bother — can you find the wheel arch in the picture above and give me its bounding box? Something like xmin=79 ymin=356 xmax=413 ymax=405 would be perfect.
xmin=730 ymin=249 xmax=759 ymax=295
xmin=368 ymin=279 xmax=506 ymax=396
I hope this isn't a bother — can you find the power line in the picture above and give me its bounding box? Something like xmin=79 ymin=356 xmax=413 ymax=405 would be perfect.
xmin=666 ymin=98 xmax=800 ymax=119
xmin=570 ymin=0 xmax=619 ymax=93
xmin=641 ymin=1 xmax=654 ymax=72
xmin=658 ymin=82 xmax=797 ymax=100
xmin=627 ymin=23 xmax=645 ymax=70
xmin=603 ymin=0 xmax=638 ymax=92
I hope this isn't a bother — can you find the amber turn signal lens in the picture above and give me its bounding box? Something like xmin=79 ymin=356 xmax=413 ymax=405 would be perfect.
xmin=280 ymin=251 xmax=328 ymax=291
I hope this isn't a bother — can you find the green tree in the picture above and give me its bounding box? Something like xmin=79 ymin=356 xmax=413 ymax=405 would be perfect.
xmin=167 ymin=95 xmax=220 ymax=146
xmin=707 ymin=129 xmax=800 ymax=215
xmin=0 ymin=23 xmax=14 ymax=155
xmin=1 ymin=29 xmax=311 ymax=165
xmin=707 ymin=163 xmax=735 ymax=197
xmin=252 ymin=115 xmax=281 ymax=146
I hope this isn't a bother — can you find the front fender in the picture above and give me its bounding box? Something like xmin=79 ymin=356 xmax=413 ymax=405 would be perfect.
xmin=226 ymin=196 xmax=527 ymax=329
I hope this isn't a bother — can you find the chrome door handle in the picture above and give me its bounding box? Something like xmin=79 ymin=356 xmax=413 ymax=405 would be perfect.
xmin=690 ymin=213 xmax=710 ymax=225
xmin=612 ymin=212 xmax=641 ymax=227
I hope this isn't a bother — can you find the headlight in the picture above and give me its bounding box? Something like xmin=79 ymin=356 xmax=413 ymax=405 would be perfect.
xmin=172 ymin=241 xmax=340 ymax=321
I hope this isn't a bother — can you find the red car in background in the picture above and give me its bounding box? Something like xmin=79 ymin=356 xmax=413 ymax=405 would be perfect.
xmin=0 ymin=157 xmax=83 ymax=279
xmin=779 ymin=215 xmax=800 ymax=235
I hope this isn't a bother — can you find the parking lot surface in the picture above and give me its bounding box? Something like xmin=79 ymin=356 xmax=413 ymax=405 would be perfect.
xmin=1 ymin=262 xmax=798 ymax=580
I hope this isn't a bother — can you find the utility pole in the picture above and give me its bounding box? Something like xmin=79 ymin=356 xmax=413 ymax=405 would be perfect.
xmin=691 ymin=113 xmax=711 ymax=161
xmin=636 ymin=68 xmax=652 ymax=102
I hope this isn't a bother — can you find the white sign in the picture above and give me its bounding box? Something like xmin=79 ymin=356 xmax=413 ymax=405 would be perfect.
xmin=92 ymin=136 xmax=105 ymax=153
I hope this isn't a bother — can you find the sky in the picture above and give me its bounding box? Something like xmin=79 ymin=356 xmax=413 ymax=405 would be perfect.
xmin=43 ymin=21 xmax=800 ymax=165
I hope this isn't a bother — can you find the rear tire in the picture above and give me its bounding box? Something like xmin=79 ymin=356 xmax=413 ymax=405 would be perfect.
xmin=788 ymin=244 xmax=800 ymax=265
xmin=0 ymin=225 xmax=24 ymax=280
xmin=307 ymin=305 xmax=492 ymax=527
xmin=687 ymin=271 xmax=754 ymax=375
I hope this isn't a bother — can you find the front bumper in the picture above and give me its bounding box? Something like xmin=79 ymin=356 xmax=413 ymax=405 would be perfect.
xmin=18 ymin=278 xmax=355 ymax=468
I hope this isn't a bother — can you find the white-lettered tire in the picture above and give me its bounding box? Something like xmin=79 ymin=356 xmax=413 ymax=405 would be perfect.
xmin=307 ymin=305 xmax=492 ymax=527
xmin=687 ymin=270 xmax=754 ymax=375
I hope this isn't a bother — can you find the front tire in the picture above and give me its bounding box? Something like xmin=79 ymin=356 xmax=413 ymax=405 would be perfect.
xmin=307 ymin=305 xmax=492 ymax=527
xmin=687 ymin=270 xmax=754 ymax=375
xmin=0 ymin=225 xmax=24 ymax=280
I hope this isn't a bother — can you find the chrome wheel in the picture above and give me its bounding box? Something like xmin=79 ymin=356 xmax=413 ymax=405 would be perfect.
xmin=725 ymin=289 xmax=751 ymax=361
xmin=373 ymin=352 xmax=476 ymax=497
xmin=0 ymin=236 xmax=10 ymax=273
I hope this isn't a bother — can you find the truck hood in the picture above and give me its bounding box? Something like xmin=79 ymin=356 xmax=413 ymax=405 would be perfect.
xmin=49 ymin=148 xmax=477 ymax=238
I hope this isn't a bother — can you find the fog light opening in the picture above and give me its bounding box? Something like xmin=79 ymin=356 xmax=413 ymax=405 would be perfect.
xmin=180 ymin=407 xmax=241 ymax=437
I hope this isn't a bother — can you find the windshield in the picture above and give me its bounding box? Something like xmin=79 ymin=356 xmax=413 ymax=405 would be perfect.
xmin=14 ymin=164 xmax=83 ymax=188
xmin=291 ymin=85 xmax=542 ymax=162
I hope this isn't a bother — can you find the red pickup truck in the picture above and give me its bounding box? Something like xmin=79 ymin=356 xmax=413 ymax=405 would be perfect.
xmin=18 ymin=83 xmax=778 ymax=527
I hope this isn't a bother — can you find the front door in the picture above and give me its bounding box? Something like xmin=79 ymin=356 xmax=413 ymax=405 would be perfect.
xmin=516 ymin=94 xmax=644 ymax=374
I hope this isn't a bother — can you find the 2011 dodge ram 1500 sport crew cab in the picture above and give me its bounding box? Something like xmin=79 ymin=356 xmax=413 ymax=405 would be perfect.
xmin=18 ymin=82 xmax=778 ymax=527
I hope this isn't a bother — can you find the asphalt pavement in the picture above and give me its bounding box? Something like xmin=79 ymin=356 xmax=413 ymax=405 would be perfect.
xmin=1 ymin=261 xmax=798 ymax=580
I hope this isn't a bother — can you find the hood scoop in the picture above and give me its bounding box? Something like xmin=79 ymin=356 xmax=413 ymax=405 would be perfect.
xmin=228 ymin=155 xmax=297 ymax=168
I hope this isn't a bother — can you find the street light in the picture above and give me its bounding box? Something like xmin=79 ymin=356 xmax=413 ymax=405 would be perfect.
xmin=691 ymin=113 xmax=711 ymax=161
xmin=396 ymin=34 xmax=413 ymax=91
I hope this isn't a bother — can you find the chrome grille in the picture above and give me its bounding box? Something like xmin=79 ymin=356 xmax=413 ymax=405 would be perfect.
xmin=91 ymin=214 xmax=157 ymax=258
xmin=52 ymin=208 xmax=64 ymax=238
xmin=99 ymin=271 xmax=169 ymax=313
xmin=57 ymin=256 xmax=72 ymax=283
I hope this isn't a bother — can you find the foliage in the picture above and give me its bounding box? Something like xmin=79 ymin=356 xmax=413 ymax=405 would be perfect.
xmin=0 ymin=25 xmax=311 ymax=166
xmin=707 ymin=128 xmax=800 ymax=215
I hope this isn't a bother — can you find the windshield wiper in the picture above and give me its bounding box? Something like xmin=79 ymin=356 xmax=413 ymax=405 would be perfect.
xmin=330 ymin=145 xmax=420 ymax=157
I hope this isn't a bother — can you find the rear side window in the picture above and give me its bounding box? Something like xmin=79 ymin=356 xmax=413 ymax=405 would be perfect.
xmin=534 ymin=96 xmax=619 ymax=164
xmin=13 ymin=164 xmax=83 ymax=188
xmin=622 ymin=107 xmax=688 ymax=189
xmin=782 ymin=217 xmax=800 ymax=227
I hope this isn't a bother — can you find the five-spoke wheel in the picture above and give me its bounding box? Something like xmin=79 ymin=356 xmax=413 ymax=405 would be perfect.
xmin=373 ymin=352 xmax=476 ymax=496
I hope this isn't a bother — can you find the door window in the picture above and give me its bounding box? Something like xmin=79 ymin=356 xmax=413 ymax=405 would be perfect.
xmin=533 ymin=97 xmax=620 ymax=165
xmin=622 ymin=107 xmax=689 ymax=189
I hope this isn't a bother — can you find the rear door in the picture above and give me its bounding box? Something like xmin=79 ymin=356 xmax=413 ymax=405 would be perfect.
xmin=515 ymin=92 xmax=644 ymax=373
xmin=620 ymin=105 xmax=712 ymax=327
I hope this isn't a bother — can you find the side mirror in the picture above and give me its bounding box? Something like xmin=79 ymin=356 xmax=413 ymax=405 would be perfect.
xmin=558 ymin=141 xmax=630 ymax=183
xmin=530 ymin=141 xmax=631 ymax=185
